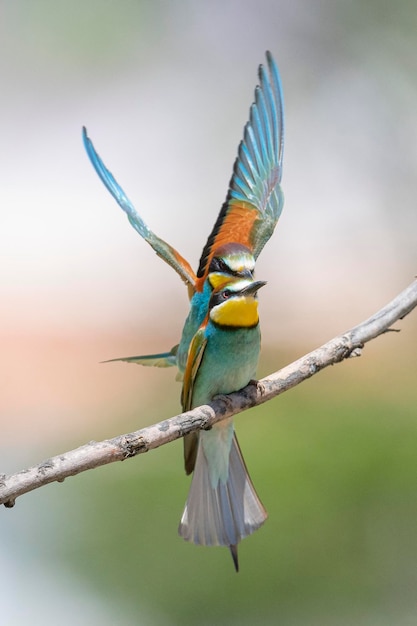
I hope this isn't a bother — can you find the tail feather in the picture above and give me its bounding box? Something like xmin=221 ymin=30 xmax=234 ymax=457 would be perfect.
xmin=178 ymin=433 xmax=267 ymax=552
xmin=230 ymin=544 xmax=239 ymax=572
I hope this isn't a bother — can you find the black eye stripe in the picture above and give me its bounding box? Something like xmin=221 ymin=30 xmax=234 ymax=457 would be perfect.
xmin=210 ymin=290 xmax=231 ymax=308
xmin=209 ymin=256 xmax=254 ymax=277
xmin=209 ymin=257 xmax=233 ymax=274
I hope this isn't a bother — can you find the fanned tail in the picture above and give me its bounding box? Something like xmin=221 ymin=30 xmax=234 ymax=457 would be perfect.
xmin=178 ymin=432 xmax=267 ymax=571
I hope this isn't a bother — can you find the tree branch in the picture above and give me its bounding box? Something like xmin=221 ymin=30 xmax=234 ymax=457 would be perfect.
xmin=1 ymin=278 xmax=417 ymax=509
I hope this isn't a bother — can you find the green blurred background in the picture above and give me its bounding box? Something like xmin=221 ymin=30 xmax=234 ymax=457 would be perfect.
xmin=1 ymin=1 xmax=417 ymax=624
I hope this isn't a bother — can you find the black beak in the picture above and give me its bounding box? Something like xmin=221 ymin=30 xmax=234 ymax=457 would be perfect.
xmin=239 ymin=280 xmax=267 ymax=297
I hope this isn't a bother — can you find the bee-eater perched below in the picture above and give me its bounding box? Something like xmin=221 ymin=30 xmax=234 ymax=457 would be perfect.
xmin=83 ymin=52 xmax=284 ymax=570
xmin=178 ymin=276 xmax=267 ymax=571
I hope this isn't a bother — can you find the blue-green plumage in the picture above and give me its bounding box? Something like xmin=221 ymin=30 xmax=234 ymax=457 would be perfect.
xmin=184 ymin=322 xmax=260 ymax=486
xmin=191 ymin=323 xmax=260 ymax=408
xmin=177 ymin=281 xmax=212 ymax=374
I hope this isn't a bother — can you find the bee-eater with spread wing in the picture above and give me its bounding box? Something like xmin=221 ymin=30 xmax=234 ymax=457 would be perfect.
xmin=83 ymin=52 xmax=284 ymax=569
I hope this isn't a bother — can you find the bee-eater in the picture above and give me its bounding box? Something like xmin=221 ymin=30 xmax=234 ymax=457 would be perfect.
xmin=178 ymin=276 xmax=267 ymax=570
xmin=83 ymin=52 xmax=284 ymax=569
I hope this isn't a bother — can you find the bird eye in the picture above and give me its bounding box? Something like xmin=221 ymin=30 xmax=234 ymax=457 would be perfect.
xmin=223 ymin=290 xmax=231 ymax=299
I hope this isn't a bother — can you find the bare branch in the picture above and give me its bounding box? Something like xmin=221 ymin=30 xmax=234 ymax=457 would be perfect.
xmin=1 ymin=278 xmax=417 ymax=509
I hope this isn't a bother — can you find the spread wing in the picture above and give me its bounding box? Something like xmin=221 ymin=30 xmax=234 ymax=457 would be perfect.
xmin=196 ymin=51 xmax=284 ymax=283
xmin=82 ymin=127 xmax=196 ymax=292
xmin=102 ymin=346 xmax=178 ymax=368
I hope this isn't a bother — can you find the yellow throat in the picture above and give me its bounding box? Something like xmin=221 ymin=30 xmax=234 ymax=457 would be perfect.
xmin=210 ymin=296 xmax=259 ymax=328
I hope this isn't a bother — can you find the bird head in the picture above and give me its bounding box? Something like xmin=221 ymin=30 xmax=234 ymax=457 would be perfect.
xmin=207 ymin=243 xmax=256 ymax=292
xmin=209 ymin=277 xmax=266 ymax=328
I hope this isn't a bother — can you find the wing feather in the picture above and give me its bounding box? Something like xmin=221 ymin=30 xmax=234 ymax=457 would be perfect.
xmin=180 ymin=326 xmax=207 ymax=412
xmin=197 ymin=51 xmax=284 ymax=280
xmin=181 ymin=323 xmax=208 ymax=474
xmin=82 ymin=127 xmax=196 ymax=291
xmin=102 ymin=346 xmax=178 ymax=368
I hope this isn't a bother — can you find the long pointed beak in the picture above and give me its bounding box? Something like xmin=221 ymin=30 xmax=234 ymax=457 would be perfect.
xmin=239 ymin=280 xmax=267 ymax=296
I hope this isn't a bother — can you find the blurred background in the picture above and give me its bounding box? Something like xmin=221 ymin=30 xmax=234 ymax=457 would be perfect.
xmin=1 ymin=0 xmax=417 ymax=624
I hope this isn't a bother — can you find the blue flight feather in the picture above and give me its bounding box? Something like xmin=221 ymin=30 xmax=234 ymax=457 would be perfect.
xmin=82 ymin=127 xmax=196 ymax=289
